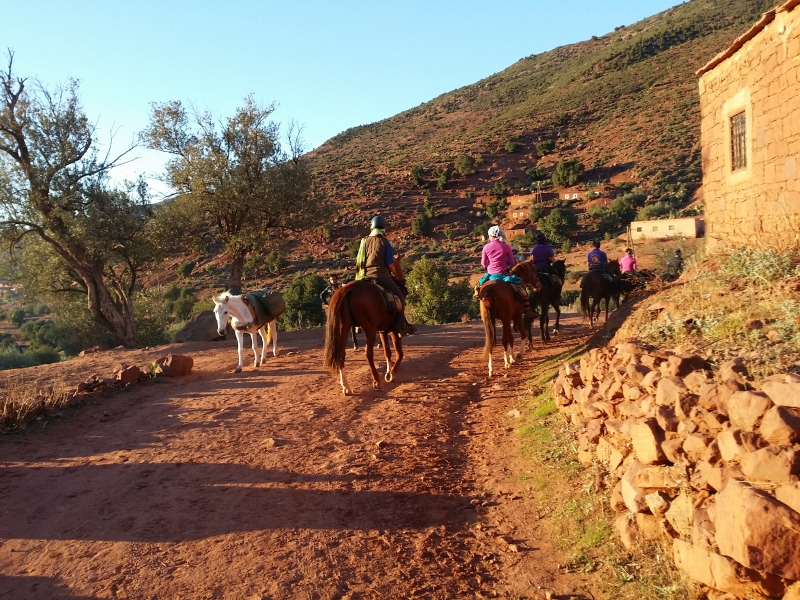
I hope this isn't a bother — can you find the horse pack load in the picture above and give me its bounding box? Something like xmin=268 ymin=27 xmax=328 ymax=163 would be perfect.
xmin=241 ymin=289 xmax=286 ymax=323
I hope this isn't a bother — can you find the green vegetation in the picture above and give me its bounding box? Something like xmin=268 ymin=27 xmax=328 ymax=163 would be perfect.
xmin=410 ymin=164 xmax=425 ymax=186
xmin=454 ymin=155 xmax=477 ymax=176
xmin=485 ymin=200 xmax=504 ymax=219
xmin=539 ymin=208 xmax=577 ymax=245
xmin=411 ymin=213 xmax=432 ymax=237
xmin=552 ymin=159 xmax=584 ymax=187
xmin=505 ymin=140 xmax=522 ymax=153
xmin=491 ymin=180 xmax=509 ymax=197
xmin=177 ymin=260 xmax=196 ymax=279
xmin=529 ymin=206 xmax=544 ymax=223
xmin=525 ymin=164 xmax=548 ymax=181
xmin=405 ymin=257 xmax=478 ymax=324
xmin=536 ymin=139 xmax=555 ymax=156
xmin=277 ymin=273 xmax=327 ymax=331
xmin=265 ymin=251 xmax=289 ymax=274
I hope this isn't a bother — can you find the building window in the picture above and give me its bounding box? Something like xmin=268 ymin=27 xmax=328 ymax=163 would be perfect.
xmin=669 ymin=225 xmax=675 ymax=231
xmin=564 ymin=194 xmax=570 ymax=200
xmin=572 ymin=193 xmax=579 ymax=199
xmin=513 ymin=212 xmax=517 ymax=218
xmin=636 ymin=227 xmax=642 ymax=232
xmin=731 ymin=111 xmax=747 ymax=171
xmin=653 ymin=226 xmax=658 ymax=232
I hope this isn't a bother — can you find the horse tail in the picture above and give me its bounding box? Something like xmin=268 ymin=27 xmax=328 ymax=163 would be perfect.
xmin=479 ymin=292 xmax=495 ymax=362
xmin=581 ymin=283 xmax=591 ymax=321
xmin=323 ymin=287 xmax=351 ymax=373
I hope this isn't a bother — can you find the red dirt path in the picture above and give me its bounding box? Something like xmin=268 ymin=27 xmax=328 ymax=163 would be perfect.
xmin=0 ymin=316 xmax=593 ymax=599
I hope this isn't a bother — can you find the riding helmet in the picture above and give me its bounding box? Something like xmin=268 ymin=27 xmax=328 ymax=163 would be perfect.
xmin=370 ymin=215 xmax=386 ymax=230
xmin=536 ymin=232 xmax=546 ymax=242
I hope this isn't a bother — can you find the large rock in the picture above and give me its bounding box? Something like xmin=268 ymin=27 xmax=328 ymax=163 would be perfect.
xmin=621 ymin=461 xmax=648 ymax=513
xmin=673 ymin=539 xmax=785 ymax=598
xmin=762 ymin=377 xmax=800 ymax=408
xmin=665 ymin=492 xmax=694 ymax=538
xmin=776 ymin=482 xmax=800 ymax=514
xmin=645 ymin=491 xmax=670 ymax=517
xmin=717 ymin=428 xmax=767 ymax=463
xmin=173 ymin=310 xmax=229 ymax=343
xmin=683 ymin=433 xmax=712 ymax=463
xmin=760 ymin=406 xmax=800 ymax=445
xmin=625 ymin=363 xmax=651 ymax=384
xmin=740 ymin=445 xmax=800 ymax=484
xmin=596 ymin=437 xmax=626 ymax=472
xmin=656 ymin=376 xmax=689 ymax=407
xmin=726 ymin=391 xmax=773 ymax=432
xmin=154 ymin=354 xmax=194 ymax=377
xmin=663 ymin=353 xmax=707 ymax=378
xmin=631 ymin=418 xmax=667 ymax=464
xmin=716 ymin=479 xmax=800 ymax=580
xmin=113 ymin=364 xmax=144 ymax=386
xmin=655 ymin=405 xmax=679 ymax=432
xmin=718 ymin=357 xmax=748 ymax=384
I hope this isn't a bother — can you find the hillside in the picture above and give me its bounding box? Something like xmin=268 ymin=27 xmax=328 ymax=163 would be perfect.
xmin=293 ymin=0 xmax=775 ymax=276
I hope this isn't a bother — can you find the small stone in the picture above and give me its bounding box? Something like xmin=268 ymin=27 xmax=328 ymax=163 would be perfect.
xmin=645 ymin=491 xmax=670 ymax=517
xmin=631 ymin=418 xmax=667 ymax=465
xmin=662 ymin=437 xmax=686 ymax=464
xmin=762 ymin=378 xmax=800 ymax=408
xmin=683 ymin=433 xmax=712 ymax=462
xmin=506 ymin=409 xmax=521 ymax=418
xmin=744 ymin=318 xmax=764 ymax=331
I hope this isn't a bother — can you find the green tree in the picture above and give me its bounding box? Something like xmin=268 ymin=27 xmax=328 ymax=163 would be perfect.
xmin=492 ymin=180 xmax=509 ymax=197
xmin=411 ymin=213 xmax=432 ymax=237
xmin=410 ymin=164 xmax=425 ymax=186
xmin=505 ymin=140 xmax=521 ymax=152
xmin=277 ymin=273 xmax=326 ymax=330
xmin=264 ymin=251 xmax=288 ymax=274
xmin=454 ymin=155 xmax=477 ymax=176
xmin=141 ymin=97 xmax=323 ymax=289
xmin=539 ymin=208 xmax=577 ymax=245
xmin=552 ymin=159 xmax=584 ymax=187
xmin=536 ymin=139 xmax=555 ymax=156
xmin=525 ymin=165 xmax=548 ymax=181
xmin=9 ymin=308 xmax=25 ymax=327
xmin=529 ymin=206 xmax=544 ymax=223
xmin=485 ymin=200 xmax=504 ymax=219
xmin=405 ymin=257 xmax=478 ymax=324
xmin=0 ymin=54 xmax=165 ymax=347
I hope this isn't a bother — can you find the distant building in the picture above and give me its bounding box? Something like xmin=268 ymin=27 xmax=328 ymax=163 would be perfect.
xmin=503 ymin=223 xmax=530 ymax=242
xmin=630 ymin=218 xmax=705 ymax=241
xmin=697 ymin=0 xmax=800 ymax=249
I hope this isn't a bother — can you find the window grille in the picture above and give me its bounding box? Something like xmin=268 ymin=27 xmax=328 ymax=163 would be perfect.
xmin=731 ymin=112 xmax=747 ymax=171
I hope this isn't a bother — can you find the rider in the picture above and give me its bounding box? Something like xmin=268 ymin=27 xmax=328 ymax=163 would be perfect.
xmin=666 ymin=249 xmax=684 ymax=279
xmin=587 ymin=240 xmax=608 ymax=272
xmin=531 ymin=232 xmax=558 ymax=281
xmin=481 ymin=225 xmax=536 ymax=319
xmin=355 ymin=215 xmax=411 ymax=332
xmin=319 ymin=274 xmax=341 ymax=310
xmin=619 ymin=248 xmax=638 ymax=273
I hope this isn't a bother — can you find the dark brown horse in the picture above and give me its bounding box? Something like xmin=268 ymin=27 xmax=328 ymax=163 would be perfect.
xmin=580 ymin=259 xmax=622 ymax=329
xmin=529 ymin=259 xmax=567 ymax=344
xmin=478 ymin=260 xmax=540 ymax=377
xmin=323 ymin=258 xmax=413 ymax=395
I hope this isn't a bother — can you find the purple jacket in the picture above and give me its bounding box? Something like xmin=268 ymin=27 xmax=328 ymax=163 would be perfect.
xmin=531 ymin=243 xmax=554 ymax=269
xmin=587 ymin=248 xmax=608 ymax=269
xmin=482 ymin=239 xmax=515 ymax=275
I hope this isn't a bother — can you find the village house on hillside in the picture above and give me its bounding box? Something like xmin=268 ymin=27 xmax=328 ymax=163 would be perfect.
xmin=630 ymin=217 xmax=705 ymax=241
xmin=698 ymin=0 xmax=800 ymax=249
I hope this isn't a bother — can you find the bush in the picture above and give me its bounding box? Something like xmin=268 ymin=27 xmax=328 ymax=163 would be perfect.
xmin=410 ymin=164 xmax=425 ymax=186
xmin=443 ymin=227 xmax=455 ymax=241
xmin=716 ymin=249 xmax=799 ymax=287
xmin=163 ymin=283 xmax=182 ymax=301
xmin=347 ymin=240 xmax=361 ymax=258
xmin=316 ymin=223 xmax=333 ymax=240
xmin=551 ymin=159 xmax=584 ymax=187
xmin=265 ymin=251 xmax=288 ymax=274
xmin=411 ymin=214 xmax=432 ymax=237
xmin=243 ymin=255 xmax=264 ymax=279
xmin=637 ymin=201 xmax=674 ymax=221
xmin=454 ymin=155 xmax=477 ymax=176
xmin=406 ymin=257 xmax=478 ymax=324
xmin=525 ymin=165 xmax=548 ymax=181
xmin=9 ymin=308 xmax=25 ymax=327
xmin=536 ymin=139 xmax=555 ymax=156
xmin=529 ymin=206 xmax=544 ymax=223
xmin=172 ymin=289 xmax=198 ymax=321
xmin=491 ymin=180 xmax=509 ymax=197
xmin=505 ymin=140 xmax=521 ymax=153
xmin=472 ymin=221 xmax=492 ymax=238
xmin=20 ymin=320 xmax=59 ymax=351
xmin=177 ymin=260 xmax=196 ymax=279
xmin=0 ymin=349 xmax=39 ymax=371
xmin=485 ymin=200 xmax=503 ymax=219
xmin=423 ymin=198 xmax=438 ymax=218
xmin=539 ymin=208 xmax=577 ymax=245
xmin=561 ymin=240 xmax=572 ymax=254
xmin=133 ymin=289 xmax=172 ymax=347
xmin=277 ymin=274 xmax=326 ymax=331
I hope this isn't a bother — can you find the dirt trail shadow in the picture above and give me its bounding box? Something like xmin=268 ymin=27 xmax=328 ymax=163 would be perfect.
xmin=0 ymin=574 xmax=98 ymax=598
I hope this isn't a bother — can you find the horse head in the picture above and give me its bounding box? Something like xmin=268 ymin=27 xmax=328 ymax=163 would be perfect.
xmin=212 ymin=295 xmax=230 ymax=336
xmin=552 ymin=259 xmax=567 ymax=280
xmin=608 ymin=260 xmax=622 ymax=277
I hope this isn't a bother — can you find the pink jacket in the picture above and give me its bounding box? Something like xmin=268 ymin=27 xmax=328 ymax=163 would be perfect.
xmin=620 ymin=254 xmax=637 ymax=272
xmin=481 ymin=239 xmax=515 ymax=275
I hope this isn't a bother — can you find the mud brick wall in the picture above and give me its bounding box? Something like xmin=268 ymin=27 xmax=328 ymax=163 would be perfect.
xmin=699 ymin=4 xmax=800 ymax=250
xmin=550 ymin=341 xmax=800 ymax=599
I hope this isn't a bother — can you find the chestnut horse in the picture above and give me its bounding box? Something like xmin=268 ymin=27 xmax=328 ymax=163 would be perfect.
xmin=323 ymin=260 xmax=413 ymax=395
xmin=478 ymin=260 xmax=540 ymax=377
xmin=580 ymin=259 xmax=622 ymax=329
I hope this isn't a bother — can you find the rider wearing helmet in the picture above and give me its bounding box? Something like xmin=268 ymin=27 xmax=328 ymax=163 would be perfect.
xmin=587 ymin=240 xmax=608 ymax=272
xmin=355 ymin=215 xmax=410 ymax=332
xmin=481 ymin=225 xmax=536 ymax=319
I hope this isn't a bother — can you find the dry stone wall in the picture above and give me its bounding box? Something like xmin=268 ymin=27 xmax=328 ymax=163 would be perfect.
xmin=550 ymin=341 xmax=800 ymax=599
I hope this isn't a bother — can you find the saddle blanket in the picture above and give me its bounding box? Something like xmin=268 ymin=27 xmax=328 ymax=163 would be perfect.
xmin=369 ymin=283 xmax=403 ymax=313
xmin=478 ymin=273 xmax=522 ymax=286
xmin=241 ymin=289 xmax=286 ymax=323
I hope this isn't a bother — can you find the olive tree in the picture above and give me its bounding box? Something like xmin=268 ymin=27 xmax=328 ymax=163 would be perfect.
xmin=0 ymin=53 xmax=164 ymax=347
xmin=141 ymin=97 xmax=325 ymax=288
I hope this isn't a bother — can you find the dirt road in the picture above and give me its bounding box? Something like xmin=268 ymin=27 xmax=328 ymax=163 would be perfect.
xmin=0 ymin=315 xmax=591 ymax=599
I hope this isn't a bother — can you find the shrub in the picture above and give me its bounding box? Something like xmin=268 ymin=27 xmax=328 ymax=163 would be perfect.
xmin=411 ymin=214 xmax=432 ymax=237
xmin=526 ymin=165 xmax=548 ymax=181
xmin=423 ymin=199 xmax=438 ymax=218
xmin=529 ymin=206 xmax=544 ymax=223
xmin=347 ymin=240 xmax=361 ymax=258
xmin=536 ymin=139 xmax=555 ymax=156
xmin=472 ymin=221 xmax=492 ymax=238
xmin=20 ymin=320 xmax=59 ymax=351
xmin=316 ymin=223 xmax=333 ymax=240
xmin=9 ymin=308 xmax=25 ymax=327
xmin=561 ymin=240 xmax=572 ymax=254
xmin=505 ymin=140 xmax=521 ymax=153
xmin=443 ymin=227 xmax=455 ymax=241
xmin=243 ymin=255 xmax=264 ymax=279
xmin=265 ymin=251 xmax=288 ymax=274
xmin=636 ymin=201 xmax=674 ymax=221
xmin=163 ymin=283 xmax=182 ymax=301
xmin=454 ymin=155 xmax=477 ymax=176
xmin=485 ymin=200 xmax=503 ymax=219
xmin=177 ymin=260 xmax=196 ymax=279
xmin=277 ymin=273 xmax=327 ymax=331
xmin=491 ymin=180 xmax=509 ymax=197
xmin=172 ymin=289 xmax=198 ymax=321
xmin=551 ymin=159 xmax=584 ymax=187
xmin=716 ymin=249 xmax=799 ymax=287
xmin=133 ymin=289 xmax=172 ymax=347
xmin=539 ymin=208 xmax=577 ymax=245
xmin=406 ymin=257 xmax=478 ymax=324
xmin=410 ymin=164 xmax=425 ymax=186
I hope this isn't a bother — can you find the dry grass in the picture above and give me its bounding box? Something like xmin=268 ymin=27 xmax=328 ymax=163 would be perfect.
xmin=0 ymin=378 xmax=73 ymax=431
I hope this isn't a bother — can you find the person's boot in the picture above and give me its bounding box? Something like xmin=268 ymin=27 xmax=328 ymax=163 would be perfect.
xmin=522 ymin=298 xmax=538 ymax=320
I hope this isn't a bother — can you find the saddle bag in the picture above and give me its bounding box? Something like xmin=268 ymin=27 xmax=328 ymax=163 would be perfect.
xmin=243 ymin=289 xmax=286 ymax=322
xmin=382 ymin=289 xmax=403 ymax=313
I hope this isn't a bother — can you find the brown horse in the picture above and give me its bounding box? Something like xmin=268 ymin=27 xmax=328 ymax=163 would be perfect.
xmin=529 ymin=259 xmax=567 ymax=344
xmin=478 ymin=260 xmax=540 ymax=377
xmin=323 ymin=259 xmax=413 ymax=395
xmin=580 ymin=259 xmax=622 ymax=329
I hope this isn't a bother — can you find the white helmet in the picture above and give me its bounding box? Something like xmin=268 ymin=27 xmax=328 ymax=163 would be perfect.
xmin=488 ymin=225 xmax=504 ymax=239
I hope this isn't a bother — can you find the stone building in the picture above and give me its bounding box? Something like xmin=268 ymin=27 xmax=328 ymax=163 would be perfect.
xmin=630 ymin=217 xmax=704 ymax=241
xmin=698 ymin=0 xmax=800 ymax=249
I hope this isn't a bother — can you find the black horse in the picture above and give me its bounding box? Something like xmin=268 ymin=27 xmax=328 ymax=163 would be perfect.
xmin=580 ymin=260 xmax=622 ymax=329
xmin=527 ymin=259 xmax=567 ymax=344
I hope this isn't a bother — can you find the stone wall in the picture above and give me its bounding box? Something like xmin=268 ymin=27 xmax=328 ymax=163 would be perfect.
xmin=699 ymin=4 xmax=800 ymax=250
xmin=550 ymin=342 xmax=800 ymax=598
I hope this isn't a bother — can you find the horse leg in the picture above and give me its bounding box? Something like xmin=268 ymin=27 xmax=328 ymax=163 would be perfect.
xmin=249 ymin=330 xmax=260 ymax=369
xmin=502 ymin=317 xmax=514 ymax=369
xmin=338 ymin=369 xmax=352 ymax=396
xmin=389 ymin=332 xmax=403 ymax=377
xmin=513 ymin=313 xmax=525 ymax=362
xmin=269 ymin=320 xmax=279 ymax=357
xmin=258 ymin=326 xmax=268 ymax=366
xmin=605 ymin=296 xmax=610 ymax=323
xmin=351 ymin=327 xmax=359 ymax=351
xmin=379 ymin=332 xmax=393 ymax=382
xmin=553 ymin=301 xmax=562 ymax=336
xmin=364 ymin=327 xmax=381 ymax=390
xmin=234 ymin=330 xmax=245 ymax=373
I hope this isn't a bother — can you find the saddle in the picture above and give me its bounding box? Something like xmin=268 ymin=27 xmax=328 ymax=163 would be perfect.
xmin=478 ymin=275 xmax=527 ymax=302
xmin=240 ymin=289 xmax=286 ymax=324
xmin=536 ymin=270 xmax=563 ymax=289
xmin=368 ymin=282 xmax=403 ymax=313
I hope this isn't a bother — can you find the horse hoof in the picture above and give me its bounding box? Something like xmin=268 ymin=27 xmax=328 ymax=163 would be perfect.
xmin=385 ymin=372 xmax=393 ymax=383
xmin=342 ymin=387 xmax=351 ymax=396
xmin=273 ymin=352 xmax=279 ymax=358
xmin=234 ymin=367 xmax=242 ymax=374
xmin=372 ymin=381 xmax=380 ymax=390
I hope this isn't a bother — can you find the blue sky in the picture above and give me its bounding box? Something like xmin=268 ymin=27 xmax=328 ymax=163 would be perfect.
xmin=2 ymin=1 xmax=680 ymax=194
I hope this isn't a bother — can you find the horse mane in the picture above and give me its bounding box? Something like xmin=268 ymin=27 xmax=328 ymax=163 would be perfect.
xmin=511 ymin=260 xmax=540 ymax=290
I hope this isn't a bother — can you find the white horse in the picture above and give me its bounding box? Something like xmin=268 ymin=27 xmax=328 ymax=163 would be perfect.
xmin=212 ymin=292 xmax=278 ymax=373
